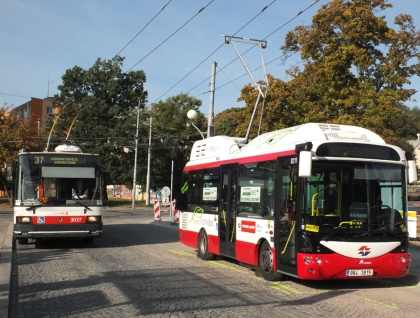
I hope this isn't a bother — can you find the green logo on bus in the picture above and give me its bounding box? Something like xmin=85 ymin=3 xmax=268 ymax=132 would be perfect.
xmin=181 ymin=181 xmax=189 ymax=194
xmin=189 ymin=206 xmax=204 ymax=223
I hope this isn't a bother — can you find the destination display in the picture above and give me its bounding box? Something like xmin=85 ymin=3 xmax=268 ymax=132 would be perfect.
xmin=20 ymin=154 xmax=100 ymax=166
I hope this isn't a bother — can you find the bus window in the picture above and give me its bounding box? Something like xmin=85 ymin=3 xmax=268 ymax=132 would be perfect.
xmin=238 ymin=161 xmax=276 ymax=218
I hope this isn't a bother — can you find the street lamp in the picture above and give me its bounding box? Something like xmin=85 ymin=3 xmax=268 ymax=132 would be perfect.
xmin=187 ymin=109 xmax=205 ymax=139
xmin=132 ymin=90 xmax=147 ymax=210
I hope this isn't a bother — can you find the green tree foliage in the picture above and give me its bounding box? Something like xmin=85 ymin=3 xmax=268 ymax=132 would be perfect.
xmin=406 ymin=106 xmax=420 ymax=135
xmin=232 ymin=0 xmax=420 ymax=145
xmin=214 ymin=107 xmax=247 ymax=137
xmin=280 ymin=0 xmax=420 ymax=144
xmin=149 ymin=93 xmax=205 ymax=194
xmin=51 ymin=57 xmax=147 ymax=187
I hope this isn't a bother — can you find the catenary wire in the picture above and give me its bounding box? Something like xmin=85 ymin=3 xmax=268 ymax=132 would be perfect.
xmin=152 ymin=0 xmax=278 ymax=103
xmin=113 ymin=0 xmax=173 ymax=59
xmin=126 ymin=0 xmax=215 ymax=72
xmin=186 ymin=0 xmax=321 ymax=97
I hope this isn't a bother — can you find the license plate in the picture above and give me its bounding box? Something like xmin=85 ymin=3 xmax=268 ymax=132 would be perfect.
xmin=346 ymin=269 xmax=373 ymax=277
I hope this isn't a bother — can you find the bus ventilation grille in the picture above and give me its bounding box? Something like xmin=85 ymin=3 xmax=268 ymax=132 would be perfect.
xmin=318 ymin=124 xmax=341 ymax=131
xmin=194 ymin=144 xmax=207 ymax=158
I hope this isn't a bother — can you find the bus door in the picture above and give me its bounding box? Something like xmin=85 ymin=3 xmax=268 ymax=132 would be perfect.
xmin=275 ymin=156 xmax=299 ymax=275
xmin=219 ymin=165 xmax=238 ymax=258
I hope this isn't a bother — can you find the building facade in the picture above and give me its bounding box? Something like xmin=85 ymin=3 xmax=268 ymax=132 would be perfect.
xmin=8 ymin=97 xmax=57 ymax=133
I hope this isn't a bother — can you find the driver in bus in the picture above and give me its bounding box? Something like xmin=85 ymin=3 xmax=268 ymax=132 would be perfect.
xmin=72 ymin=179 xmax=89 ymax=200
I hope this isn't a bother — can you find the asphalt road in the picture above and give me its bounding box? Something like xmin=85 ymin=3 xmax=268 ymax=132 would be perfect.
xmin=2 ymin=208 xmax=419 ymax=317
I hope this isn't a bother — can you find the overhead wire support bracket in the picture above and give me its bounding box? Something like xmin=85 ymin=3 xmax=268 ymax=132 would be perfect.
xmin=223 ymin=35 xmax=270 ymax=142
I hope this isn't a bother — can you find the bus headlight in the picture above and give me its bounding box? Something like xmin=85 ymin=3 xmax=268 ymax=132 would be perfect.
xmin=86 ymin=216 xmax=101 ymax=223
xmin=304 ymin=256 xmax=312 ymax=265
xmin=17 ymin=216 xmax=32 ymax=224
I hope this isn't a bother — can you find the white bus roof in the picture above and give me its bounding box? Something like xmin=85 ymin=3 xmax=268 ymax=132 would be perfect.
xmin=186 ymin=123 xmax=401 ymax=168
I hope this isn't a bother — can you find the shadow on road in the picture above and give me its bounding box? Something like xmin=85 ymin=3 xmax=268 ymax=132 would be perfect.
xmin=19 ymin=223 xmax=179 ymax=250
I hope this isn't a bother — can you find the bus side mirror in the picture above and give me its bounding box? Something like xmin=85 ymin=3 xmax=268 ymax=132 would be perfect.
xmin=296 ymin=142 xmax=313 ymax=178
xmin=6 ymin=166 xmax=13 ymax=182
xmin=407 ymin=160 xmax=417 ymax=184
xmin=299 ymin=151 xmax=312 ymax=177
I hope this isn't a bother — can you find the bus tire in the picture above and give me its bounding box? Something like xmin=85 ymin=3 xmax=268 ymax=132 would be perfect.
xmin=258 ymin=240 xmax=283 ymax=281
xmin=17 ymin=238 xmax=28 ymax=245
xmin=197 ymin=230 xmax=215 ymax=261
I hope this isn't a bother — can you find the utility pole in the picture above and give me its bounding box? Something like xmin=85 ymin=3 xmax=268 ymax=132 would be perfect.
xmin=207 ymin=61 xmax=216 ymax=138
xmin=132 ymin=98 xmax=141 ymax=210
xmin=146 ymin=106 xmax=153 ymax=206
xmin=132 ymin=90 xmax=146 ymax=210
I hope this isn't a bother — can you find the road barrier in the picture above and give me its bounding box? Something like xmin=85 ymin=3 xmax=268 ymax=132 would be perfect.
xmin=154 ymin=200 xmax=161 ymax=222
xmin=171 ymin=199 xmax=178 ymax=224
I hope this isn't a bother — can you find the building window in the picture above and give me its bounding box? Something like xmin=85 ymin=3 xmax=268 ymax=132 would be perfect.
xmin=46 ymin=107 xmax=53 ymax=114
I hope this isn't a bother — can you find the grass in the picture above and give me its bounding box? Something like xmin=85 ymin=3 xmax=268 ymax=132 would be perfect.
xmin=0 ymin=197 xmax=10 ymax=205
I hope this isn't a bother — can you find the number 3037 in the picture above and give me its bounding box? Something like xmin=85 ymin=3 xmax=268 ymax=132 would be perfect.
xmin=70 ymin=217 xmax=82 ymax=222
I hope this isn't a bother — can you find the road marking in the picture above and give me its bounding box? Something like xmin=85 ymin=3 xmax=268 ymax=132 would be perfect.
xmin=208 ymin=260 xmax=247 ymax=273
xmin=361 ymin=297 xmax=399 ymax=309
xmin=270 ymin=282 xmax=303 ymax=294
xmin=169 ymin=250 xmax=196 ymax=257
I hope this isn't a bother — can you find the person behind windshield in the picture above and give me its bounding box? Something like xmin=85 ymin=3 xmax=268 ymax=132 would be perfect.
xmin=72 ymin=179 xmax=89 ymax=200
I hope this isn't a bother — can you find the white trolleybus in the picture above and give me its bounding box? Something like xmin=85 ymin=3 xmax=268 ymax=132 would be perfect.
xmin=11 ymin=144 xmax=104 ymax=244
xmin=177 ymin=123 xmax=417 ymax=280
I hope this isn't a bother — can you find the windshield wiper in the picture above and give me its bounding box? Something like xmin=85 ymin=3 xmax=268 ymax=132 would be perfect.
xmin=71 ymin=200 xmax=92 ymax=212
xmin=355 ymin=222 xmax=404 ymax=241
xmin=25 ymin=205 xmax=43 ymax=214
xmin=323 ymin=227 xmax=345 ymax=241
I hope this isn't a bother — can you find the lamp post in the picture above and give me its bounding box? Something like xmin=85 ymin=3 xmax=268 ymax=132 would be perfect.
xmin=187 ymin=109 xmax=205 ymax=139
xmin=132 ymin=90 xmax=146 ymax=210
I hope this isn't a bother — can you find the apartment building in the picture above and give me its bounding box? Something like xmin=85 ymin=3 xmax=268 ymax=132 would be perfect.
xmin=9 ymin=97 xmax=57 ymax=133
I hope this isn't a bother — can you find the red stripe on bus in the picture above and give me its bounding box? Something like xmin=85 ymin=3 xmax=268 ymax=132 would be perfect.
xmin=32 ymin=216 xmax=87 ymax=225
xmin=184 ymin=150 xmax=296 ymax=172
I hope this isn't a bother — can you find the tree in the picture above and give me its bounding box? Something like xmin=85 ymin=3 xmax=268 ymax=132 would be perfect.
xmin=51 ymin=56 xmax=147 ymax=187
xmin=214 ymin=107 xmax=247 ymax=137
xmin=234 ymin=0 xmax=420 ymax=144
xmin=0 ymin=103 xmax=39 ymax=202
xmin=148 ymin=93 xmax=205 ymax=194
xmin=278 ymin=0 xmax=420 ymax=144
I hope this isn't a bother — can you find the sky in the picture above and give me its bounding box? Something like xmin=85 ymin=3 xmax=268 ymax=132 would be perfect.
xmin=1 ymin=0 xmax=420 ymax=117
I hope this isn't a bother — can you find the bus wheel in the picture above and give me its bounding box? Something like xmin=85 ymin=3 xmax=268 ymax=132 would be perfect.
xmin=83 ymin=237 xmax=94 ymax=243
xmin=197 ymin=230 xmax=215 ymax=261
xmin=258 ymin=240 xmax=283 ymax=281
xmin=17 ymin=238 xmax=28 ymax=245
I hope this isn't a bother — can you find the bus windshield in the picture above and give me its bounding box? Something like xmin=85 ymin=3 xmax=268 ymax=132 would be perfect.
xmin=301 ymin=161 xmax=406 ymax=237
xmin=19 ymin=162 xmax=102 ymax=206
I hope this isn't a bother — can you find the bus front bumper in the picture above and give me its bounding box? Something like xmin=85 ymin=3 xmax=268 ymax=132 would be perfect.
xmin=13 ymin=223 xmax=103 ymax=239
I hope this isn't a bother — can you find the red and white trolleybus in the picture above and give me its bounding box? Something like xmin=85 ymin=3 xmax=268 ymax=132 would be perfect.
xmin=177 ymin=123 xmax=417 ymax=280
xmin=11 ymin=144 xmax=104 ymax=244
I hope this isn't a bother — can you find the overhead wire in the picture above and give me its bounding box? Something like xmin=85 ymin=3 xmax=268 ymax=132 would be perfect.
xmin=113 ymin=0 xmax=173 ymax=59
xmin=152 ymin=0 xmax=278 ymax=103
xmin=126 ymin=0 xmax=215 ymax=72
xmin=187 ymin=0 xmax=321 ymax=98
xmin=0 ymin=92 xmax=31 ymax=99
xmin=197 ymin=56 xmax=282 ymax=96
